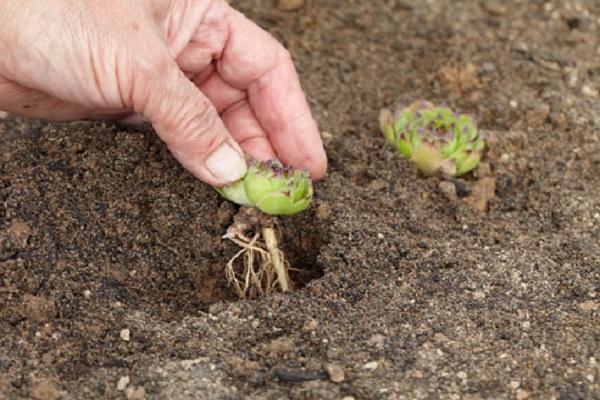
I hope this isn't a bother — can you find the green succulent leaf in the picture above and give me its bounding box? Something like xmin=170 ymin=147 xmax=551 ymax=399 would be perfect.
xmin=216 ymin=159 xmax=313 ymax=216
xmin=379 ymin=100 xmax=485 ymax=176
xmin=379 ymin=109 xmax=396 ymax=144
xmin=216 ymin=179 xmax=252 ymax=206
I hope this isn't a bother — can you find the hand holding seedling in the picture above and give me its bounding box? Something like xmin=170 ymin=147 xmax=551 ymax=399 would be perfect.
xmin=0 ymin=0 xmax=327 ymax=186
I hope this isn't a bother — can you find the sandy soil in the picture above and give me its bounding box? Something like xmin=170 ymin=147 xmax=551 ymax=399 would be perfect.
xmin=1 ymin=0 xmax=599 ymax=399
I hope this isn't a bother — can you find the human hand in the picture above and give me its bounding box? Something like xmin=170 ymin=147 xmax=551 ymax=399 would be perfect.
xmin=0 ymin=0 xmax=327 ymax=186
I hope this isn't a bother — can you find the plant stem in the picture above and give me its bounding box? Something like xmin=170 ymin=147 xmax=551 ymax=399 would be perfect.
xmin=262 ymin=227 xmax=289 ymax=292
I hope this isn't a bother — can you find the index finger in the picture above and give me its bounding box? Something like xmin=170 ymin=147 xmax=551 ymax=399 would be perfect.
xmin=211 ymin=3 xmax=327 ymax=179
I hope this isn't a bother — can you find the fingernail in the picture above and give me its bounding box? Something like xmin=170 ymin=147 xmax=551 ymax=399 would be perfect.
xmin=205 ymin=143 xmax=247 ymax=184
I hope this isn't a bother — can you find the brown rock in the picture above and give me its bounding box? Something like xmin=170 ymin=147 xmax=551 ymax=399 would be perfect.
xmin=277 ymin=0 xmax=304 ymax=11
xmin=23 ymin=295 xmax=56 ymax=323
xmin=439 ymin=63 xmax=479 ymax=96
xmin=580 ymin=300 xmax=598 ymax=312
xmin=438 ymin=181 xmax=457 ymax=201
xmin=464 ymin=177 xmax=496 ymax=211
xmin=367 ymin=179 xmax=388 ymax=191
xmin=0 ymin=375 xmax=10 ymax=391
xmin=482 ymin=1 xmax=507 ymax=15
xmin=29 ymin=380 xmax=60 ymax=400
xmin=263 ymin=337 xmax=295 ymax=356
xmin=125 ymin=386 xmax=146 ymax=400
xmin=302 ymin=318 xmax=319 ymax=332
xmin=316 ymin=202 xmax=331 ymax=220
xmin=8 ymin=219 xmax=32 ymax=239
xmin=473 ymin=162 xmax=492 ymax=178
xmin=226 ymin=355 xmax=260 ymax=376
xmin=2 ymin=219 xmax=32 ymax=251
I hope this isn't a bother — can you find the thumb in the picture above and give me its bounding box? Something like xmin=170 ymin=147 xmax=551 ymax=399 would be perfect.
xmin=133 ymin=61 xmax=247 ymax=186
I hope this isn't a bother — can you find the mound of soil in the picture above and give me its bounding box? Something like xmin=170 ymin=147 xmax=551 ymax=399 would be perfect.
xmin=1 ymin=0 xmax=599 ymax=399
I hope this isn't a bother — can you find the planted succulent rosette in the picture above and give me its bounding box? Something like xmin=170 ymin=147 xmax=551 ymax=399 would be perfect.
xmin=379 ymin=100 xmax=485 ymax=176
xmin=217 ymin=159 xmax=313 ymax=297
xmin=218 ymin=159 xmax=313 ymax=216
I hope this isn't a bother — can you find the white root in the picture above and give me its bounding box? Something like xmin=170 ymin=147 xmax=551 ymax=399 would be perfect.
xmin=262 ymin=227 xmax=290 ymax=292
xmin=224 ymin=224 xmax=291 ymax=298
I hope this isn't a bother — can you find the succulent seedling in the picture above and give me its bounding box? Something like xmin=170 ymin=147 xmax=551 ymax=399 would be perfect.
xmin=379 ymin=100 xmax=485 ymax=176
xmin=216 ymin=159 xmax=314 ymax=297
xmin=219 ymin=159 xmax=313 ymax=215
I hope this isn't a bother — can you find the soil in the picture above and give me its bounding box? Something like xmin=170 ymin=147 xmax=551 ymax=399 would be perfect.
xmin=1 ymin=0 xmax=599 ymax=399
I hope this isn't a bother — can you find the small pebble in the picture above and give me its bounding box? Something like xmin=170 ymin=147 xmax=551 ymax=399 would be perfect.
xmin=510 ymin=381 xmax=520 ymax=390
xmin=473 ymin=291 xmax=486 ymax=300
xmin=120 ymin=328 xmax=131 ymax=342
xmin=412 ymin=369 xmax=424 ymax=379
xmin=521 ymin=321 xmax=531 ymax=330
xmin=362 ymin=361 xmax=379 ymax=371
xmin=516 ymin=389 xmax=531 ymax=400
xmin=302 ymin=318 xmax=319 ymax=332
xmin=510 ymin=100 xmax=518 ymax=108
xmin=457 ymin=371 xmax=467 ymax=380
xmin=117 ymin=376 xmax=130 ymax=391
xmin=325 ymin=364 xmax=345 ymax=383
xmin=321 ymin=131 xmax=333 ymax=140
xmin=582 ymin=85 xmax=598 ymax=97
xmin=438 ymin=181 xmax=457 ymax=201
xmin=482 ymin=62 xmax=496 ymax=73
xmin=83 ymin=289 xmax=92 ymax=299
xmin=367 ymin=334 xmax=386 ymax=349
xmin=277 ymin=0 xmax=304 ymax=11
xmin=580 ymin=300 xmax=598 ymax=312
xmin=125 ymin=386 xmax=146 ymax=400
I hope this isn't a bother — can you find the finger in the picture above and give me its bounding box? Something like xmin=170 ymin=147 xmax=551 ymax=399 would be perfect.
xmin=221 ymin=101 xmax=277 ymax=161
xmin=193 ymin=71 xmax=246 ymax=113
xmin=248 ymin=53 xmax=327 ymax=178
xmin=207 ymin=3 xmax=327 ymax=178
xmin=133 ymin=59 xmax=246 ymax=186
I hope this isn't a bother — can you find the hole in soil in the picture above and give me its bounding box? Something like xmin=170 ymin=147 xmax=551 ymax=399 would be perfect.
xmin=187 ymin=213 xmax=326 ymax=313
xmin=279 ymin=221 xmax=326 ymax=289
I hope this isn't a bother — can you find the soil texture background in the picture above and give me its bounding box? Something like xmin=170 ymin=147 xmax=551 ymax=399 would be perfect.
xmin=1 ymin=0 xmax=599 ymax=399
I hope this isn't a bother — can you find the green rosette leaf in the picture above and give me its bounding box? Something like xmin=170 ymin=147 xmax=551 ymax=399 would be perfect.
xmin=379 ymin=100 xmax=485 ymax=176
xmin=216 ymin=179 xmax=252 ymax=206
xmin=244 ymin=160 xmax=313 ymax=216
xmin=216 ymin=159 xmax=313 ymax=216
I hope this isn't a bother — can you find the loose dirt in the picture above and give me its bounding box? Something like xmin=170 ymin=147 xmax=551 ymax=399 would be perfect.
xmin=1 ymin=0 xmax=599 ymax=398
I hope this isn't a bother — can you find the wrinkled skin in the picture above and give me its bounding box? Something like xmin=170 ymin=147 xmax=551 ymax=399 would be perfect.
xmin=0 ymin=0 xmax=327 ymax=185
